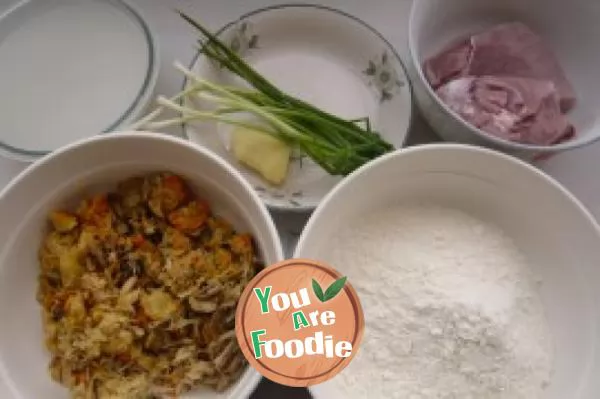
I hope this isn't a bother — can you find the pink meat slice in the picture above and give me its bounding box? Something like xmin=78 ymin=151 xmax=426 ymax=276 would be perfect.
xmin=424 ymin=22 xmax=576 ymax=112
xmin=435 ymin=76 xmax=575 ymax=145
xmin=423 ymin=39 xmax=472 ymax=89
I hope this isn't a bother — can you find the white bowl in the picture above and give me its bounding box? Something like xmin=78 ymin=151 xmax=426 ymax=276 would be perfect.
xmin=296 ymin=144 xmax=600 ymax=398
xmin=0 ymin=0 xmax=160 ymax=162
xmin=408 ymin=0 xmax=600 ymax=160
xmin=0 ymin=132 xmax=284 ymax=399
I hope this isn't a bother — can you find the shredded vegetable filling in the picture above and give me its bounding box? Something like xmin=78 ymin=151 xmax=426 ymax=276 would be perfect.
xmin=37 ymin=172 xmax=262 ymax=398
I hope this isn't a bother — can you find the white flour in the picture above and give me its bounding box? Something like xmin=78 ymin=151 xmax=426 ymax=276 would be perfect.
xmin=321 ymin=204 xmax=554 ymax=398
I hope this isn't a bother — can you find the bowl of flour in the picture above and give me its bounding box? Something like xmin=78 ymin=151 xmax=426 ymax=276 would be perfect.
xmin=295 ymin=143 xmax=600 ymax=399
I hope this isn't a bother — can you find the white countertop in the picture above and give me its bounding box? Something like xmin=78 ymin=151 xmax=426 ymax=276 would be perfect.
xmin=1 ymin=0 xmax=599 ymax=397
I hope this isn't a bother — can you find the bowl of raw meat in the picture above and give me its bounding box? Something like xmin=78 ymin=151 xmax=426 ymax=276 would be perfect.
xmin=408 ymin=0 xmax=600 ymax=160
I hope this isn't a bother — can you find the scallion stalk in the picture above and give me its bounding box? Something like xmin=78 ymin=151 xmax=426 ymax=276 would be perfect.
xmin=132 ymin=11 xmax=396 ymax=177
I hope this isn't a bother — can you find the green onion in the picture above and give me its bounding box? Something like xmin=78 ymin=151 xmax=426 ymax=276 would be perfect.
xmin=133 ymin=11 xmax=395 ymax=176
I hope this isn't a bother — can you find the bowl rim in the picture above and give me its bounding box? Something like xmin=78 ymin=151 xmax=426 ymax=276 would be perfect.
xmin=295 ymin=142 xmax=600 ymax=255
xmin=0 ymin=0 xmax=161 ymax=163
xmin=407 ymin=2 xmax=600 ymax=153
xmin=0 ymin=131 xmax=282 ymax=399
xmin=299 ymin=143 xmax=600 ymax=397
xmin=180 ymin=2 xmax=416 ymax=213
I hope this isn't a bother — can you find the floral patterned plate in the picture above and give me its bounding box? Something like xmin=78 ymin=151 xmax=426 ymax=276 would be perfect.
xmin=183 ymin=4 xmax=413 ymax=211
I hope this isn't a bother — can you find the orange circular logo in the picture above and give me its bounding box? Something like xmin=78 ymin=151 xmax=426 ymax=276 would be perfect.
xmin=235 ymin=258 xmax=364 ymax=387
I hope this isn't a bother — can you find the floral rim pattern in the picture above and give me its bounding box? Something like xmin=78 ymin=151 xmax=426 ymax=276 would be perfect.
xmin=364 ymin=51 xmax=405 ymax=103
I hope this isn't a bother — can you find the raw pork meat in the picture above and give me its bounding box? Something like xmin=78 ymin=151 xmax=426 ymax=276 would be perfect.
xmin=424 ymin=39 xmax=472 ymax=90
xmin=424 ymin=22 xmax=576 ymax=112
xmin=436 ymin=76 xmax=574 ymax=145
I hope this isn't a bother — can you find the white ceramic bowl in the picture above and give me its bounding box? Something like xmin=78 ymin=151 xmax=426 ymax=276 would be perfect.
xmin=296 ymin=144 xmax=600 ymax=399
xmin=0 ymin=132 xmax=283 ymax=399
xmin=408 ymin=0 xmax=600 ymax=160
xmin=0 ymin=0 xmax=160 ymax=162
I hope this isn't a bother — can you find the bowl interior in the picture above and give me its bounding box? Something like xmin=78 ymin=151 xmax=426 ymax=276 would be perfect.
xmin=410 ymin=0 xmax=600 ymax=148
xmin=297 ymin=145 xmax=600 ymax=399
xmin=0 ymin=0 xmax=159 ymax=162
xmin=0 ymin=133 xmax=282 ymax=399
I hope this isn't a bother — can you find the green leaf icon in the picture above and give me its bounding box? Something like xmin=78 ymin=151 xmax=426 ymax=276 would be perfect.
xmin=312 ymin=276 xmax=348 ymax=303
xmin=323 ymin=276 xmax=347 ymax=301
xmin=312 ymin=279 xmax=325 ymax=302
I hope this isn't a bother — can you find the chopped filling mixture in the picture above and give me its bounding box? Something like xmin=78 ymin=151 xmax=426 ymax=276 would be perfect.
xmin=37 ymin=172 xmax=262 ymax=398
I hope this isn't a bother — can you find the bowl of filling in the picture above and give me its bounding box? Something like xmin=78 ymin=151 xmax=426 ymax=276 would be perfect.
xmin=296 ymin=144 xmax=600 ymax=399
xmin=408 ymin=0 xmax=600 ymax=160
xmin=0 ymin=132 xmax=283 ymax=398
